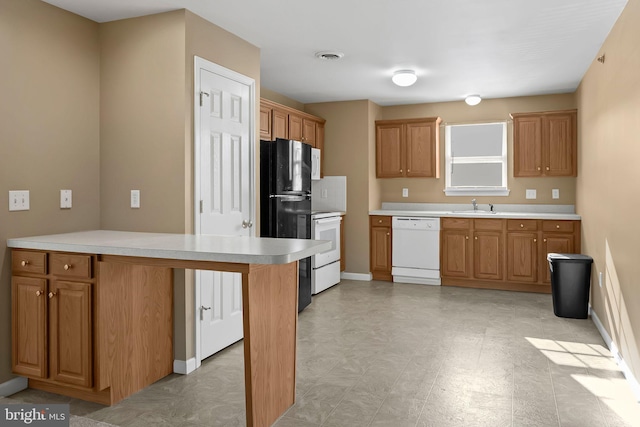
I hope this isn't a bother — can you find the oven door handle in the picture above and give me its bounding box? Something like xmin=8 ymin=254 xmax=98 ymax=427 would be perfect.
xmin=314 ymin=217 xmax=342 ymax=225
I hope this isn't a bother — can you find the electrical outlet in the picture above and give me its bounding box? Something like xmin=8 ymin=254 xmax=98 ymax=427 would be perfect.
xmin=131 ymin=190 xmax=140 ymax=208
xmin=525 ymin=189 xmax=537 ymax=199
xmin=321 ymin=189 xmax=328 ymax=199
xmin=402 ymin=188 xmax=409 ymax=197
xmin=9 ymin=190 xmax=30 ymax=211
xmin=552 ymin=189 xmax=560 ymax=199
xmin=60 ymin=189 xmax=72 ymax=209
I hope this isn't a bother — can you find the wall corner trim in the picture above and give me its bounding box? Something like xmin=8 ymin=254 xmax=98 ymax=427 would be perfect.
xmin=173 ymin=358 xmax=198 ymax=375
xmin=340 ymin=272 xmax=373 ymax=281
xmin=0 ymin=376 xmax=28 ymax=397
xmin=590 ymin=305 xmax=640 ymax=402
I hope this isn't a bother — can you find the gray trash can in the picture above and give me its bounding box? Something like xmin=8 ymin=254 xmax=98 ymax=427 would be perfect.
xmin=547 ymin=253 xmax=593 ymax=319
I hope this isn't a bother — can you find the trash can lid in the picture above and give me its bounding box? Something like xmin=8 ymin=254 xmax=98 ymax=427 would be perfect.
xmin=547 ymin=253 xmax=593 ymax=263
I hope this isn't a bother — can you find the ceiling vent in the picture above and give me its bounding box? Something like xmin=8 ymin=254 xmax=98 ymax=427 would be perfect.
xmin=315 ymin=51 xmax=344 ymax=61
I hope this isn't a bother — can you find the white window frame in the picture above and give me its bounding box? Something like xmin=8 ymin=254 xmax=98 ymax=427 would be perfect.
xmin=444 ymin=121 xmax=510 ymax=196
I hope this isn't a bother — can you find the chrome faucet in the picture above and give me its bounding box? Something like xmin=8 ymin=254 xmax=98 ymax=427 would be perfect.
xmin=471 ymin=199 xmax=477 ymax=211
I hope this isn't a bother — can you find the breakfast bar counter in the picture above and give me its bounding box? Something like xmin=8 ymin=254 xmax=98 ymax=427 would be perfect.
xmin=8 ymin=230 xmax=331 ymax=427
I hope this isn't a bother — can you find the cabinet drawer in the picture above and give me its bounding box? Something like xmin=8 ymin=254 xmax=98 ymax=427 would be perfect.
xmin=507 ymin=219 xmax=538 ymax=231
xmin=12 ymin=250 xmax=47 ymax=275
xmin=370 ymin=216 xmax=391 ymax=227
xmin=542 ymin=220 xmax=574 ymax=233
xmin=50 ymin=253 xmax=92 ymax=279
xmin=474 ymin=219 xmax=503 ymax=231
xmin=442 ymin=217 xmax=471 ymax=230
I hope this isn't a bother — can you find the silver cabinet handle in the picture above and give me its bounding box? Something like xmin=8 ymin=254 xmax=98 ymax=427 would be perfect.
xmin=242 ymin=220 xmax=253 ymax=229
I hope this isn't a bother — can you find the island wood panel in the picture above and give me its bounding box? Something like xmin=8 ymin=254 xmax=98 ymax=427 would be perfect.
xmin=97 ymin=262 xmax=173 ymax=404
xmin=242 ymin=262 xmax=298 ymax=427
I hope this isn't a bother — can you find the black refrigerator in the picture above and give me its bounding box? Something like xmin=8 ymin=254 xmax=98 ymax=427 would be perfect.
xmin=260 ymin=138 xmax=313 ymax=312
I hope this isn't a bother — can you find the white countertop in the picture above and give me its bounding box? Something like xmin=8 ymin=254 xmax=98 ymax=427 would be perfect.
xmin=369 ymin=209 xmax=581 ymax=220
xmin=7 ymin=230 xmax=332 ymax=265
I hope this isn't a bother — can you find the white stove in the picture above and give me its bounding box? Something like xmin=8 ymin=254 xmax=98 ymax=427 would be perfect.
xmin=311 ymin=211 xmax=342 ymax=294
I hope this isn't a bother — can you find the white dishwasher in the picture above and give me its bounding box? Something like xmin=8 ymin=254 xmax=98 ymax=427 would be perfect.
xmin=391 ymin=217 xmax=441 ymax=285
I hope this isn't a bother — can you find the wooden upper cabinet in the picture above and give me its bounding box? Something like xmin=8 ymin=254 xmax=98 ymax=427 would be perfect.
xmin=272 ymin=109 xmax=289 ymax=139
xmin=289 ymin=115 xmax=302 ymax=141
xmin=259 ymin=105 xmax=272 ymax=140
xmin=511 ymin=109 xmax=577 ymax=177
xmin=376 ymin=123 xmax=404 ymax=178
xmin=405 ymin=120 xmax=439 ymax=177
xmin=376 ymin=117 xmax=441 ymax=178
xmin=302 ymin=118 xmax=317 ymax=147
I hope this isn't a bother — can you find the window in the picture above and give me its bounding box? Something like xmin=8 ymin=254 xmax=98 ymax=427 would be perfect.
xmin=444 ymin=122 xmax=509 ymax=196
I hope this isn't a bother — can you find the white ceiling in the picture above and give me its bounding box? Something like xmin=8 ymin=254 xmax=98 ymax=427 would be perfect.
xmin=43 ymin=0 xmax=627 ymax=106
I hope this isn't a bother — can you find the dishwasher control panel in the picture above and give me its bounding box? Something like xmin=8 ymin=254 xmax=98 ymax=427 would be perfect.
xmin=392 ymin=216 xmax=440 ymax=230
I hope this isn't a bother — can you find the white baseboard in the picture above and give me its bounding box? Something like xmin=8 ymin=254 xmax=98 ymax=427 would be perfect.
xmin=590 ymin=305 xmax=640 ymax=402
xmin=173 ymin=358 xmax=197 ymax=375
xmin=340 ymin=272 xmax=372 ymax=281
xmin=0 ymin=376 xmax=27 ymax=397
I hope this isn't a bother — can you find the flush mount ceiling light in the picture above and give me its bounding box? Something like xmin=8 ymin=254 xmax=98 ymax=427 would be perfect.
xmin=315 ymin=51 xmax=344 ymax=61
xmin=465 ymin=95 xmax=482 ymax=106
xmin=392 ymin=70 xmax=417 ymax=87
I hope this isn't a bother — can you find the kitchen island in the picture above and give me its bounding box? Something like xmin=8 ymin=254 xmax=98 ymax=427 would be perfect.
xmin=8 ymin=230 xmax=331 ymax=427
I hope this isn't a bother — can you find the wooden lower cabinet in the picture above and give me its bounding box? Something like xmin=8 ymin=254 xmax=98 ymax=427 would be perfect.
xmin=370 ymin=216 xmax=392 ymax=281
xmin=441 ymin=218 xmax=580 ymax=293
xmin=11 ymin=249 xmax=173 ymax=406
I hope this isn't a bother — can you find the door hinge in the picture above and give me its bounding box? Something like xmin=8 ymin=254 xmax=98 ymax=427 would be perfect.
xmin=200 ymin=200 xmax=203 ymax=213
xmin=199 ymin=91 xmax=209 ymax=107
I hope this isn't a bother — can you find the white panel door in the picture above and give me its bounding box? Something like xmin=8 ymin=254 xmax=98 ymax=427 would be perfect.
xmin=196 ymin=60 xmax=254 ymax=361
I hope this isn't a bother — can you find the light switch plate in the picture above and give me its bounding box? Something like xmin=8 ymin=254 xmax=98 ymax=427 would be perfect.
xmin=402 ymin=188 xmax=409 ymax=197
xmin=60 ymin=189 xmax=72 ymax=209
xmin=321 ymin=189 xmax=328 ymax=199
xmin=552 ymin=189 xmax=560 ymax=199
xmin=525 ymin=189 xmax=537 ymax=199
xmin=9 ymin=190 xmax=30 ymax=211
xmin=131 ymin=190 xmax=140 ymax=208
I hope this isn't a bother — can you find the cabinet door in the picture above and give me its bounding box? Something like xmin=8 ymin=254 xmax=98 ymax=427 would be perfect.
xmin=260 ymin=105 xmax=272 ymax=140
xmin=289 ymin=114 xmax=303 ymax=141
xmin=473 ymin=231 xmax=503 ymax=280
xmin=49 ymin=280 xmax=93 ymax=387
xmin=545 ymin=113 xmax=576 ymax=176
xmin=370 ymin=226 xmax=392 ymax=280
xmin=507 ymin=232 xmax=538 ymax=282
xmin=513 ymin=116 xmax=543 ymax=177
xmin=12 ymin=276 xmax=47 ymax=379
xmin=272 ymin=109 xmax=288 ymax=139
xmin=441 ymin=230 xmax=471 ymax=278
xmin=406 ymin=121 xmax=438 ymax=177
xmin=541 ymin=233 xmax=575 ymax=283
xmin=302 ymin=119 xmax=317 ymax=147
xmin=376 ymin=123 xmax=404 ymax=178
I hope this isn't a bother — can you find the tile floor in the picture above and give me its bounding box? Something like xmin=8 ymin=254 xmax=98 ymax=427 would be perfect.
xmin=4 ymin=280 xmax=640 ymax=426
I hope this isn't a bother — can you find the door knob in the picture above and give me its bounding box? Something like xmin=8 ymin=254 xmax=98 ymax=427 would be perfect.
xmin=48 ymin=292 xmax=56 ymax=298
xmin=63 ymin=264 xmax=72 ymax=270
xmin=242 ymin=220 xmax=253 ymax=229
xmin=36 ymin=290 xmax=42 ymax=296
xmin=21 ymin=260 xmax=29 ymax=267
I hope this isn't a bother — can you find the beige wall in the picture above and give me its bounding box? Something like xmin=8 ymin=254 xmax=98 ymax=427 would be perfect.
xmin=99 ymin=11 xmax=187 ymax=233
xmin=0 ymin=0 xmax=101 ymax=384
xmin=261 ymin=88 xmax=305 ymax=111
xmin=305 ymin=101 xmax=373 ymax=274
xmin=576 ymin=0 xmax=640 ymax=384
xmin=379 ymin=94 xmax=577 ymax=207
